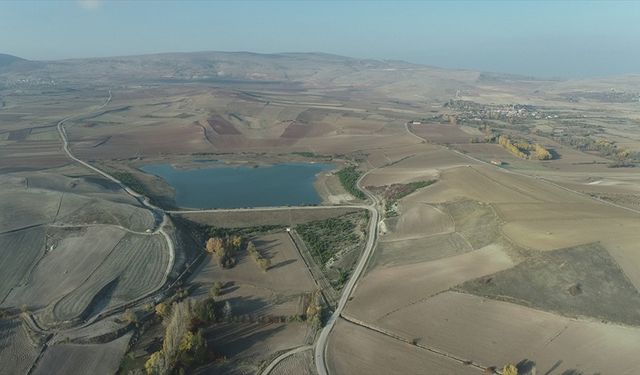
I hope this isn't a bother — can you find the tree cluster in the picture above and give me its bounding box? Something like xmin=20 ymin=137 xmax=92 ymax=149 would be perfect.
xmin=205 ymin=234 xmax=243 ymax=268
xmin=497 ymin=135 xmax=552 ymax=160
xmin=145 ymin=298 xmax=222 ymax=375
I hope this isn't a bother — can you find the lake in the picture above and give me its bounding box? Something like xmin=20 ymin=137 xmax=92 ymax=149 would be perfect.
xmin=140 ymin=162 xmax=333 ymax=209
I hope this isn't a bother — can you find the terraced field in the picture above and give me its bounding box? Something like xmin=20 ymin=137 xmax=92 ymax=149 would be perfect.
xmin=51 ymin=233 xmax=168 ymax=323
xmin=0 ymin=319 xmax=40 ymax=375
xmin=271 ymin=349 xmax=315 ymax=375
xmin=0 ymin=227 xmax=45 ymax=303
xmin=33 ymin=333 xmax=132 ymax=375
xmin=0 ymin=190 xmax=61 ymax=232
xmin=4 ymin=226 xmax=127 ymax=309
xmin=56 ymin=195 xmax=155 ymax=232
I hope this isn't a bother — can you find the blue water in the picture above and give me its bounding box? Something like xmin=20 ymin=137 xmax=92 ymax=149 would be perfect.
xmin=140 ymin=162 xmax=333 ymax=209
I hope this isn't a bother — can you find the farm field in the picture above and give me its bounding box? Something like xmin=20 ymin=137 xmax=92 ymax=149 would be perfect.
xmin=375 ymin=292 xmax=640 ymax=375
xmin=50 ymin=231 xmax=169 ymax=324
xmin=327 ymin=318 xmax=476 ymax=375
xmin=270 ymin=348 xmax=315 ymax=375
xmin=33 ymin=333 xmax=132 ymax=375
xmin=182 ymin=229 xmax=318 ymax=373
xmin=347 ymin=243 xmax=514 ymax=322
xmin=0 ymin=319 xmax=40 ymax=375
xmin=3 ymin=50 xmax=640 ymax=374
xmin=199 ymin=322 xmax=311 ymax=375
xmin=338 ymin=130 xmax=640 ymax=375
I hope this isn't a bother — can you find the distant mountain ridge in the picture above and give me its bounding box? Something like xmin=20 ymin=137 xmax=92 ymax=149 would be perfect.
xmin=0 ymin=53 xmax=27 ymax=67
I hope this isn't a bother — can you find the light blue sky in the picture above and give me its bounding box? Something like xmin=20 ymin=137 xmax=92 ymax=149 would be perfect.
xmin=1 ymin=0 xmax=639 ymax=78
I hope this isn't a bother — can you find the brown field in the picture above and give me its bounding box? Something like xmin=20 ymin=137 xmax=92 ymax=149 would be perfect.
xmin=187 ymin=231 xmax=317 ymax=373
xmin=375 ymin=292 xmax=640 ymax=375
xmin=381 ymin=202 xmax=452 ymax=240
xmin=199 ymin=322 xmax=311 ymax=375
xmin=347 ymin=244 xmax=514 ymax=322
xmin=460 ymin=242 xmax=640 ymax=325
xmin=409 ymin=123 xmax=474 ymax=144
xmin=327 ymin=318 xmax=476 ymax=375
xmin=4 ymin=52 xmax=640 ymax=374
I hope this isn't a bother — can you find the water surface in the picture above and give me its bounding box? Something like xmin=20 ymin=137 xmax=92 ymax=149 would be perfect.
xmin=140 ymin=162 xmax=333 ymax=209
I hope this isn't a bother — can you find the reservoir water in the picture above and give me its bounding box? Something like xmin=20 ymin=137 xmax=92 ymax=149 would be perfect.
xmin=140 ymin=162 xmax=333 ymax=209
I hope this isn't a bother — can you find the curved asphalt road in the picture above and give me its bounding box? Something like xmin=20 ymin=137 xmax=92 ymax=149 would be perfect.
xmin=313 ymin=170 xmax=380 ymax=375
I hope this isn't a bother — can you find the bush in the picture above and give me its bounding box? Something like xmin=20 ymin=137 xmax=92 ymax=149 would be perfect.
xmin=336 ymin=166 xmax=366 ymax=200
xmin=209 ymin=281 xmax=223 ymax=297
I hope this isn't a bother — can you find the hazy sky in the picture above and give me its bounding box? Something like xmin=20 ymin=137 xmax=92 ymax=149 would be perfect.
xmin=1 ymin=0 xmax=639 ymax=78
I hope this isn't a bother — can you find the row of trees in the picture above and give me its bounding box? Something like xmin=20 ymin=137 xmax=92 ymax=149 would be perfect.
xmin=145 ymin=300 xmax=205 ymax=374
xmin=336 ymin=166 xmax=366 ymax=200
xmin=305 ymin=290 xmax=324 ymax=328
xmin=145 ymin=298 xmax=232 ymax=375
xmin=556 ymin=135 xmax=637 ymax=167
xmin=246 ymin=241 xmax=271 ymax=271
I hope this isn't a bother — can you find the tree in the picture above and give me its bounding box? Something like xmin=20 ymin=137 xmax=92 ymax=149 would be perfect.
xmin=502 ymin=364 xmax=518 ymax=375
xmin=222 ymin=301 xmax=232 ymax=321
xmin=124 ymin=309 xmax=138 ymax=324
xmin=209 ymin=281 xmax=223 ymax=297
xmin=230 ymin=234 xmax=242 ymax=250
xmin=205 ymin=237 xmax=223 ymax=254
xmin=155 ymin=302 xmax=169 ymax=319
xmin=163 ymin=300 xmax=194 ymax=360
xmin=246 ymin=241 xmax=257 ymax=255
xmin=194 ymin=298 xmax=217 ymax=323
xmin=258 ymin=257 xmax=271 ymax=271
xmin=178 ymin=329 xmax=207 ymax=367
xmin=145 ymin=351 xmax=168 ymax=375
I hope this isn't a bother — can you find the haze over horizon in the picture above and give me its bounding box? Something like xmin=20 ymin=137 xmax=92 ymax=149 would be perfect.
xmin=1 ymin=0 xmax=639 ymax=78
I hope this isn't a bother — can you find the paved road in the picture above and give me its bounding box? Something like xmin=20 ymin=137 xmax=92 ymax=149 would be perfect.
xmin=314 ymin=170 xmax=381 ymax=375
xmin=167 ymin=204 xmax=369 ymax=214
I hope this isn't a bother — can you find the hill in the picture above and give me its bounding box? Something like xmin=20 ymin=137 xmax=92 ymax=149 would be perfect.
xmin=0 ymin=53 xmax=27 ymax=67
